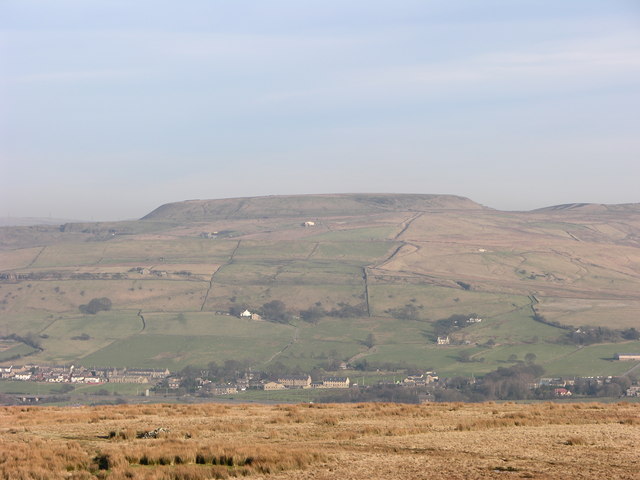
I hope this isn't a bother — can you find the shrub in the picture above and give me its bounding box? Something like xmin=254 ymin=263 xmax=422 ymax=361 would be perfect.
xmin=79 ymin=297 xmax=112 ymax=314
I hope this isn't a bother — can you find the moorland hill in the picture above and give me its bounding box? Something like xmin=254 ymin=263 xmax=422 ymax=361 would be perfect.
xmin=141 ymin=193 xmax=486 ymax=222
xmin=1 ymin=193 xmax=639 ymax=378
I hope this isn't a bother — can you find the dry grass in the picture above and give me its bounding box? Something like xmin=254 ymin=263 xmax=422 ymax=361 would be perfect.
xmin=0 ymin=402 xmax=639 ymax=479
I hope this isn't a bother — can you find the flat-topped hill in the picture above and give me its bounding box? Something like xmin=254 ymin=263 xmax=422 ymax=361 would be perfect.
xmin=141 ymin=193 xmax=486 ymax=222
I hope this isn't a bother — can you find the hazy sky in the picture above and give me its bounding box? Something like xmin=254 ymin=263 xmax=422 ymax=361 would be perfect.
xmin=2 ymin=1 xmax=639 ymax=220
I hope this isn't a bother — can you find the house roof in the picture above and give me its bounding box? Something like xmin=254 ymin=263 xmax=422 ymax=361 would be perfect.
xmin=278 ymin=374 xmax=310 ymax=380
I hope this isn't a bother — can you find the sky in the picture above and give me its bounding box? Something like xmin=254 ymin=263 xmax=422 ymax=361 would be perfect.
xmin=1 ymin=0 xmax=639 ymax=220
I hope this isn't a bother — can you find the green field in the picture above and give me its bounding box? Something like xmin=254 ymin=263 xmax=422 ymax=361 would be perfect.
xmin=0 ymin=343 xmax=38 ymax=362
xmin=78 ymin=322 xmax=294 ymax=369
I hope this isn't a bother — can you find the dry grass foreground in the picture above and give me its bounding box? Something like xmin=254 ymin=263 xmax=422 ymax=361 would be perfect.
xmin=0 ymin=402 xmax=638 ymax=480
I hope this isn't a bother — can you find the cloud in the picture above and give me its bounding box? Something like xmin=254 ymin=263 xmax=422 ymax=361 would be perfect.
xmin=10 ymin=68 xmax=144 ymax=84
xmin=257 ymin=31 xmax=640 ymax=108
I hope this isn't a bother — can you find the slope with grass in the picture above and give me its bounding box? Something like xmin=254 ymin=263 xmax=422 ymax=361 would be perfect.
xmin=1 ymin=194 xmax=639 ymax=377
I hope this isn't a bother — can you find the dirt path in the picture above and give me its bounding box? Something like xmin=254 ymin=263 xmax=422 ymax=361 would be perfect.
xmin=341 ymin=213 xmax=424 ymax=319
xmin=566 ymin=231 xmax=582 ymax=242
xmin=200 ymin=265 xmax=223 ymax=311
xmin=362 ymin=267 xmax=371 ymax=317
xmin=200 ymin=240 xmax=241 ymax=311
xmin=394 ymin=212 xmax=422 ymax=240
xmin=361 ymin=214 xmax=424 ymax=290
xmin=346 ymin=345 xmax=377 ymax=365
xmin=623 ymin=360 xmax=640 ymax=377
xmin=264 ymin=324 xmax=299 ymax=365
xmin=26 ymin=246 xmax=46 ymax=268
xmin=373 ymin=242 xmax=420 ymax=271
xmin=306 ymin=242 xmax=319 ymax=260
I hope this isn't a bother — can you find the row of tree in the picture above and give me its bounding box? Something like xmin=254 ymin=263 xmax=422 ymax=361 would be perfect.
xmin=532 ymin=312 xmax=640 ymax=345
xmin=229 ymin=300 xmax=367 ymax=324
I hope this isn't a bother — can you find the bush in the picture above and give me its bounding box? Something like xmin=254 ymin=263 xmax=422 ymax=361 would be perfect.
xmin=71 ymin=333 xmax=91 ymax=341
xmin=261 ymin=300 xmax=290 ymax=323
xmin=385 ymin=303 xmax=421 ymax=320
xmin=79 ymin=297 xmax=112 ymax=314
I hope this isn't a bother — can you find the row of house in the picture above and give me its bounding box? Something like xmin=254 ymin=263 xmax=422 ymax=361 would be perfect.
xmin=267 ymin=375 xmax=351 ymax=390
xmin=626 ymin=386 xmax=640 ymax=397
xmin=0 ymin=365 xmax=171 ymax=385
xmin=169 ymin=375 xmax=352 ymax=396
xmin=402 ymin=373 xmax=439 ymax=386
xmin=534 ymin=376 xmax=640 ymax=398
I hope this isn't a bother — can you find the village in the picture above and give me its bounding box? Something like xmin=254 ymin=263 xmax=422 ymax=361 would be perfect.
xmin=0 ymin=363 xmax=360 ymax=403
xmin=2 ymin=360 xmax=640 ymax=405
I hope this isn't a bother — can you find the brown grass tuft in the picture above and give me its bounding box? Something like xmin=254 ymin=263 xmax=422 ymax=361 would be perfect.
xmin=565 ymin=436 xmax=587 ymax=446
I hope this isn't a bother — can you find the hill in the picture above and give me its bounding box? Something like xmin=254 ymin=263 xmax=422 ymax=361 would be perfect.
xmin=1 ymin=193 xmax=639 ymax=378
xmin=141 ymin=193 xmax=486 ymax=221
xmin=533 ymin=202 xmax=640 ymax=214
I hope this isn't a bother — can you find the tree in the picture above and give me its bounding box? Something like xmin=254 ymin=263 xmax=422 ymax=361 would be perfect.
xmin=458 ymin=350 xmax=472 ymax=362
xmin=508 ymin=354 xmax=518 ymax=363
xmin=261 ymin=300 xmax=289 ymax=323
xmin=300 ymin=304 xmax=324 ymax=324
xmin=363 ymin=333 xmax=376 ymax=348
xmin=79 ymin=297 xmax=112 ymax=314
xmin=524 ymin=353 xmax=537 ymax=364
xmin=385 ymin=304 xmax=420 ymax=320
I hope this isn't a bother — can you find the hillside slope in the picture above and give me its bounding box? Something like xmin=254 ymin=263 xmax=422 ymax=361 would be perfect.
xmin=1 ymin=193 xmax=639 ymax=377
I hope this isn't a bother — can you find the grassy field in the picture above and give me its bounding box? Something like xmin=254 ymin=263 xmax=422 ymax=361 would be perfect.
xmin=542 ymin=341 xmax=640 ymax=377
xmin=78 ymin=318 xmax=295 ymax=369
xmin=307 ymin=225 xmax=398 ymax=241
xmin=368 ymin=283 xmax=532 ymax=320
xmin=1 ymin=401 xmax=639 ymax=479
xmin=0 ymin=343 xmax=38 ymax=362
xmin=30 ymin=310 xmax=143 ymax=364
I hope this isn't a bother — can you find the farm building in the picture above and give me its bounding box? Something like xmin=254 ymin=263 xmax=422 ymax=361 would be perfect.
xmin=207 ymin=384 xmax=238 ymax=396
xmin=277 ymin=375 xmax=312 ymax=389
xmin=553 ymin=388 xmax=572 ymax=397
xmin=321 ymin=377 xmax=350 ymax=389
xmin=626 ymin=386 xmax=640 ymax=397
xmin=263 ymin=381 xmax=286 ymax=391
xmin=615 ymin=353 xmax=640 ymax=361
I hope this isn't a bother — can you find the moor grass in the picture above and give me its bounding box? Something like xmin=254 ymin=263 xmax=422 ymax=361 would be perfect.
xmin=0 ymin=402 xmax=638 ymax=479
